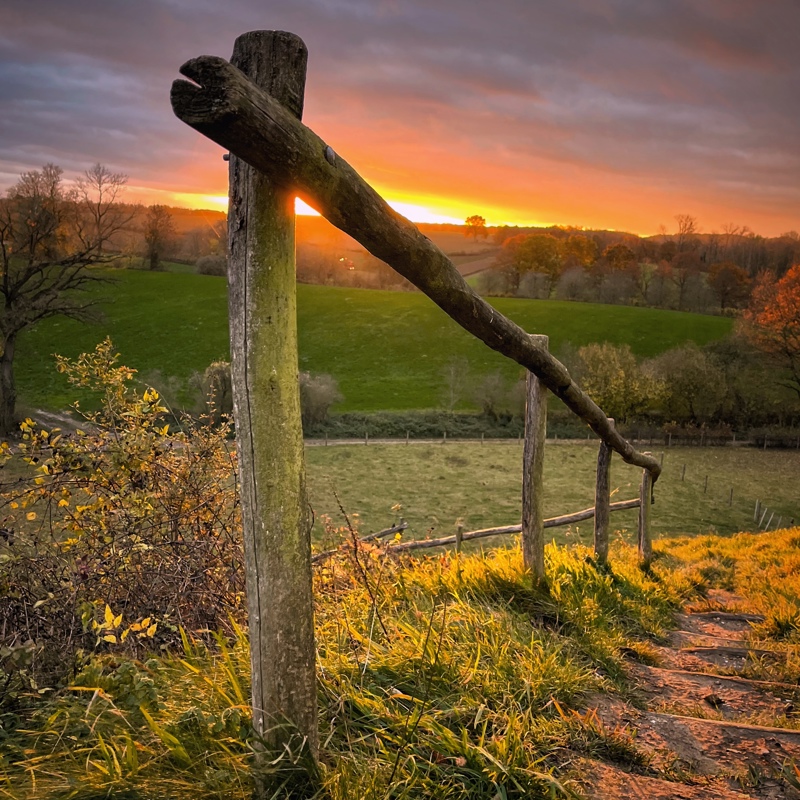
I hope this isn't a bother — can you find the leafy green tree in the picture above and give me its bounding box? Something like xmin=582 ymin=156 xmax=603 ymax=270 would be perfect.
xmin=646 ymin=343 xmax=725 ymax=423
xmin=562 ymin=234 xmax=597 ymax=268
xmin=576 ymin=342 xmax=664 ymax=422
xmin=143 ymin=204 xmax=175 ymax=270
xmin=602 ymin=243 xmax=636 ymax=270
xmin=495 ymin=233 xmax=563 ymax=294
xmin=707 ymin=261 xmax=751 ymax=311
xmin=464 ymin=214 xmax=487 ymax=240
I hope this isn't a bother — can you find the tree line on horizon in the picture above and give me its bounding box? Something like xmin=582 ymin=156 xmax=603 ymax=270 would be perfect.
xmin=478 ymin=214 xmax=799 ymax=315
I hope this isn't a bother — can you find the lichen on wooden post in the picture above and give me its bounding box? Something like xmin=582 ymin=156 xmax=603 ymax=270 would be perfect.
xmin=522 ymin=334 xmax=549 ymax=583
xmin=594 ymin=418 xmax=614 ymax=565
xmin=638 ymin=463 xmax=654 ymax=567
xmin=226 ymin=30 xmax=317 ymax=764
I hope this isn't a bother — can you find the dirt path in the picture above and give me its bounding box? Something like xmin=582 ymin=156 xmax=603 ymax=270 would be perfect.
xmin=580 ymin=590 xmax=800 ymax=799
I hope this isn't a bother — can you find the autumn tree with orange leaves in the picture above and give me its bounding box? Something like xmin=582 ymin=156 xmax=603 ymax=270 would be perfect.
xmin=743 ymin=264 xmax=800 ymax=398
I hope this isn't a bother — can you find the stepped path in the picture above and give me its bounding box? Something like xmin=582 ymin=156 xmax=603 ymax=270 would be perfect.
xmin=581 ymin=590 xmax=800 ymax=799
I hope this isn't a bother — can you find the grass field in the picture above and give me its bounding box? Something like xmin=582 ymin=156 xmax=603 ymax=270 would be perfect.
xmin=17 ymin=269 xmax=732 ymax=414
xmin=305 ymin=442 xmax=800 ymax=545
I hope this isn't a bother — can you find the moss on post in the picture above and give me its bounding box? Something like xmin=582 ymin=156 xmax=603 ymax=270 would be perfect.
xmin=638 ymin=464 xmax=654 ymax=567
xmin=226 ymin=30 xmax=317 ymax=767
xmin=594 ymin=419 xmax=614 ymax=565
xmin=522 ymin=334 xmax=548 ymax=583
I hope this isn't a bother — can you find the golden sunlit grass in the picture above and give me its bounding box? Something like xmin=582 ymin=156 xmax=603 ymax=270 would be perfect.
xmin=1 ymin=541 xmax=691 ymax=799
xmin=6 ymin=520 xmax=800 ymax=798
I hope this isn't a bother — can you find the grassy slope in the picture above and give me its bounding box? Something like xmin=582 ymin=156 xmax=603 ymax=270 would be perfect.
xmin=0 ymin=541 xmax=690 ymax=800
xmin=17 ymin=270 xmax=732 ymax=413
xmin=6 ymin=528 xmax=800 ymax=799
xmin=306 ymin=442 xmax=800 ymax=542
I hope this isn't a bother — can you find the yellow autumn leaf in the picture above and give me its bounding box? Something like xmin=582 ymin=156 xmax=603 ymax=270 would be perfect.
xmin=121 ymin=628 xmax=130 ymax=642
xmin=26 ymin=512 xmax=36 ymax=521
xmin=104 ymin=604 xmax=114 ymax=626
xmin=10 ymin=502 xmax=18 ymax=509
xmin=58 ymin=499 xmax=69 ymax=507
xmin=113 ymin=613 xmax=123 ymax=628
xmin=140 ymin=617 xmax=151 ymax=628
xmin=146 ymin=623 xmax=158 ymax=637
xmin=102 ymin=634 xmax=117 ymax=644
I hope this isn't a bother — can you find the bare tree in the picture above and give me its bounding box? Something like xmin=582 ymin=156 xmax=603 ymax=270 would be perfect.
xmin=0 ymin=163 xmax=129 ymax=434
xmin=74 ymin=163 xmax=132 ymax=255
xmin=674 ymin=214 xmax=698 ymax=252
xmin=668 ymin=250 xmax=703 ymax=310
xmin=143 ymin=204 xmax=175 ymax=270
xmin=441 ymin=355 xmax=470 ymax=410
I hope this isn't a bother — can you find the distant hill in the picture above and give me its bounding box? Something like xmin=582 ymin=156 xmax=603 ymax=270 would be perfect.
xmin=18 ymin=271 xmax=732 ymax=414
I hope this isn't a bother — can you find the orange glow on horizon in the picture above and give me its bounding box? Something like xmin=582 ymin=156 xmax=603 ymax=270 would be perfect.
xmin=125 ymin=184 xmax=563 ymax=230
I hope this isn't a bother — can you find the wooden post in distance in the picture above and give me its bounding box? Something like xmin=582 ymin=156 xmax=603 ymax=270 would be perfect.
xmin=522 ymin=334 xmax=548 ymax=583
xmin=594 ymin=418 xmax=613 ymax=565
xmin=638 ymin=463 xmax=653 ymax=566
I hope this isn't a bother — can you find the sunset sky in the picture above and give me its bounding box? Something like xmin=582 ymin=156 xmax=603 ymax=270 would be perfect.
xmin=1 ymin=0 xmax=798 ymax=236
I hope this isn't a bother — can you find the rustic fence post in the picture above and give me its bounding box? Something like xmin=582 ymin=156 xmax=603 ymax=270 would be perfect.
xmin=594 ymin=418 xmax=614 ymax=565
xmin=638 ymin=462 xmax=653 ymax=566
xmin=522 ymin=334 xmax=549 ymax=583
xmin=227 ymin=31 xmax=317 ymax=762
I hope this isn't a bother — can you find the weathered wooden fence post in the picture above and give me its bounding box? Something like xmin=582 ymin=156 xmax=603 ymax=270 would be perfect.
xmin=594 ymin=418 xmax=614 ymax=565
xmin=227 ymin=31 xmax=317 ymax=761
xmin=638 ymin=462 xmax=653 ymax=567
xmin=522 ymin=334 xmax=549 ymax=583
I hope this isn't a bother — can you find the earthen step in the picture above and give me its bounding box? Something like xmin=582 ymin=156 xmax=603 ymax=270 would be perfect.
xmin=689 ymin=611 xmax=766 ymax=624
xmin=670 ymin=630 xmax=751 ymax=648
xmin=591 ymin=695 xmax=800 ymax=779
xmin=577 ymin=758 xmax=754 ymax=800
xmin=677 ymin=611 xmax=763 ymax=639
xmin=630 ymin=664 xmax=799 ymax=721
xmin=684 ymin=588 xmax=751 ymax=614
xmin=679 ymin=645 xmax=785 ymax=669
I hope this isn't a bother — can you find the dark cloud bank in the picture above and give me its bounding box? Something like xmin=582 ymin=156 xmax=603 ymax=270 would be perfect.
xmin=0 ymin=0 xmax=797 ymax=233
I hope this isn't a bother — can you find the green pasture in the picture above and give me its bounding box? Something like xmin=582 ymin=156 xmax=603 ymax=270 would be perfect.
xmin=305 ymin=442 xmax=800 ymax=545
xmin=17 ymin=269 xmax=731 ymax=413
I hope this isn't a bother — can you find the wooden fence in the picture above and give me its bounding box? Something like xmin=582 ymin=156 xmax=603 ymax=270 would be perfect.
xmin=170 ymin=29 xmax=658 ymax=764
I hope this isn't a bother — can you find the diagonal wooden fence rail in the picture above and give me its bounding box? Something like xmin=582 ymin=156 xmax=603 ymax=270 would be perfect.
xmin=170 ymin=29 xmax=659 ymax=769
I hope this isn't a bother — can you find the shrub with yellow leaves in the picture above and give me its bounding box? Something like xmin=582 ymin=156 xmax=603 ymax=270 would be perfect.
xmin=0 ymin=339 xmax=244 ymax=687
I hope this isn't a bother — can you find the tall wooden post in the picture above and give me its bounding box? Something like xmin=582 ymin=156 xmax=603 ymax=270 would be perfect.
xmin=227 ymin=31 xmax=317 ymax=761
xmin=522 ymin=334 xmax=548 ymax=583
xmin=594 ymin=418 xmax=613 ymax=565
xmin=638 ymin=464 xmax=653 ymax=567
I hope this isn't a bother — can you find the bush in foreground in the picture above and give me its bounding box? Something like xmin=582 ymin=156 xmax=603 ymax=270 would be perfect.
xmin=0 ymin=339 xmax=243 ymax=689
